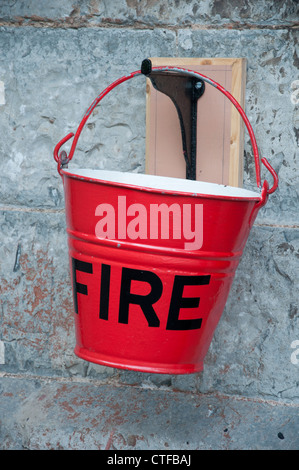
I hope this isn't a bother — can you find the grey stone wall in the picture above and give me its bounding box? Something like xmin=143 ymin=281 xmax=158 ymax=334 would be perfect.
xmin=0 ymin=1 xmax=298 ymax=403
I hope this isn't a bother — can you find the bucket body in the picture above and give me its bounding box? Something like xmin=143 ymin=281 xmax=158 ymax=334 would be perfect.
xmin=62 ymin=169 xmax=261 ymax=374
xmin=54 ymin=64 xmax=278 ymax=374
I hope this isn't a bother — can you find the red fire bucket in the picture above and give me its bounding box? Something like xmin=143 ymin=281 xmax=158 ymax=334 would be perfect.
xmin=54 ymin=65 xmax=278 ymax=374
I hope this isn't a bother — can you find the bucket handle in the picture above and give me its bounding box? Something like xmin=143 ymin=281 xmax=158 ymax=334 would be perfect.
xmin=54 ymin=63 xmax=278 ymax=197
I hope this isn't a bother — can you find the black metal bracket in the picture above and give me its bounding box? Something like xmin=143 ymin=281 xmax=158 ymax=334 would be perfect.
xmin=141 ymin=58 xmax=205 ymax=180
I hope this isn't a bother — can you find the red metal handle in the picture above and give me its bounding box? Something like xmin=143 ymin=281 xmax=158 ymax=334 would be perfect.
xmin=53 ymin=66 xmax=278 ymax=195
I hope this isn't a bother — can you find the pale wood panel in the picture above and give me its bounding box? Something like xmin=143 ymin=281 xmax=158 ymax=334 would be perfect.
xmin=145 ymin=58 xmax=246 ymax=187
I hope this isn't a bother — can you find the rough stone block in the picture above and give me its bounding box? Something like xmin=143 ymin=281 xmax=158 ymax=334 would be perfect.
xmin=0 ymin=208 xmax=73 ymax=375
xmin=0 ymin=1 xmax=297 ymax=28
xmin=1 ymin=376 xmax=298 ymax=450
xmin=0 ymin=27 xmax=176 ymax=208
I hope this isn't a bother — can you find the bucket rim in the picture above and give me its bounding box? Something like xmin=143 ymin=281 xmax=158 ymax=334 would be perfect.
xmin=62 ymin=168 xmax=261 ymax=201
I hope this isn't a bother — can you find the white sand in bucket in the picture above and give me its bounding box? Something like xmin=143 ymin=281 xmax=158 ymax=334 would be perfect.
xmin=64 ymin=169 xmax=260 ymax=199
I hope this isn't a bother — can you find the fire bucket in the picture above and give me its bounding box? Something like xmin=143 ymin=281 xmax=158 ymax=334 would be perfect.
xmin=54 ymin=62 xmax=278 ymax=374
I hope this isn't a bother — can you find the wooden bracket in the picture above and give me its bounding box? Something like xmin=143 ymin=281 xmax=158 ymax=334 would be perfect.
xmin=145 ymin=57 xmax=247 ymax=187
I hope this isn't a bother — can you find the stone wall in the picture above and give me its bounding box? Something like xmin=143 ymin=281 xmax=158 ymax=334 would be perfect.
xmin=0 ymin=1 xmax=298 ymax=403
